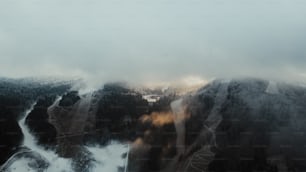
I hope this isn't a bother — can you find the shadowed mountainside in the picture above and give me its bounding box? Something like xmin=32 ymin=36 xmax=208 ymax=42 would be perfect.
xmin=0 ymin=78 xmax=71 ymax=165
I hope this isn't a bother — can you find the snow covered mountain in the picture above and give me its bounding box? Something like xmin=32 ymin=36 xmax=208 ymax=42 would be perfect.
xmin=1 ymin=78 xmax=306 ymax=172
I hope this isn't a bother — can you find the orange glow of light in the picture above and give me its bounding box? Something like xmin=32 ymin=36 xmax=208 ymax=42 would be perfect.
xmin=140 ymin=111 xmax=174 ymax=127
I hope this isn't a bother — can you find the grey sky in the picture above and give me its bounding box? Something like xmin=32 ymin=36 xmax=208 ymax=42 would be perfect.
xmin=1 ymin=0 xmax=306 ymax=86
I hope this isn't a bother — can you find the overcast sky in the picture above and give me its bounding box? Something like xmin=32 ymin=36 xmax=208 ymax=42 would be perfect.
xmin=1 ymin=0 xmax=306 ymax=86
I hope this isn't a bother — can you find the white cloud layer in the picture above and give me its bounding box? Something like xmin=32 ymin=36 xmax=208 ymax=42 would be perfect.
xmin=1 ymin=0 xmax=306 ymax=86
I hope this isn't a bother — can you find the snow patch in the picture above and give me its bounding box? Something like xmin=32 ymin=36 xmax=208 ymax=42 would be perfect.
xmin=86 ymin=143 xmax=129 ymax=172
